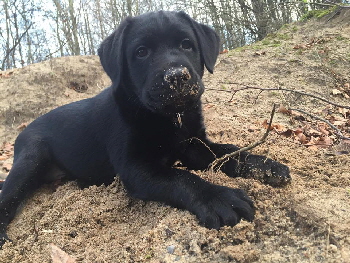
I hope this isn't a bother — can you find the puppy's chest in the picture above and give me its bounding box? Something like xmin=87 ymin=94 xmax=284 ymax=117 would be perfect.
xmin=141 ymin=123 xmax=190 ymax=152
xmin=151 ymin=126 xmax=190 ymax=166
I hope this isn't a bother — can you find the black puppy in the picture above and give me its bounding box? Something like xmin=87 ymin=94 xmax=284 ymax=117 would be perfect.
xmin=0 ymin=11 xmax=290 ymax=247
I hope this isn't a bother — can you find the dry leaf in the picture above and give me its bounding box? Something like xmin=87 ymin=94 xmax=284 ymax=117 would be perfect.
xmin=262 ymin=119 xmax=271 ymax=130
xmin=3 ymin=143 xmax=13 ymax=151
xmin=318 ymin=123 xmax=329 ymax=135
xmin=294 ymin=128 xmax=304 ymax=135
xmin=296 ymin=132 xmax=308 ymax=144
xmin=253 ymin=51 xmax=266 ymax=56
xmin=278 ymin=105 xmax=292 ymax=115
xmin=310 ymin=135 xmax=333 ymax=148
xmin=50 ymin=244 xmax=76 ymax=263
xmin=17 ymin=122 xmax=28 ymax=130
xmin=308 ymin=128 xmax=322 ymax=136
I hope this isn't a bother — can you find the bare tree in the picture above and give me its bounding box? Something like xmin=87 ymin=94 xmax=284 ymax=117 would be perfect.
xmin=2 ymin=0 xmax=344 ymax=70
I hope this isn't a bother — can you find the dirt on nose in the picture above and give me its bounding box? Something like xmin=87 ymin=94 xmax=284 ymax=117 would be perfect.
xmin=164 ymin=67 xmax=192 ymax=85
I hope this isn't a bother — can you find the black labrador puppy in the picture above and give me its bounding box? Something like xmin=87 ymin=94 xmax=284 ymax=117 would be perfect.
xmin=0 ymin=11 xmax=290 ymax=247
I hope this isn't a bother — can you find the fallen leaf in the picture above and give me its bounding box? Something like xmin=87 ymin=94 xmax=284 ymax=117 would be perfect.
xmin=318 ymin=123 xmax=329 ymax=135
xmin=253 ymin=51 xmax=266 ymax=56
xmin=17 ymin=122 xmax=28 ymax=130
xmin=278 ymin=105 xmax=292 ymax=115
xmin=293 ymin=44 xmax=307 ymax=49
xmin=262 ymin=120 xmax=285 ymax=131
xmin=296 ymin=132 xmax=308 ymax=144
xmin=3 ymin=143 xmax=13 ymax=151
xmin=316 ymin=135 xmax=333 ymax=146
xmin=50 ymin=244 xmax=76 ymax=263
xmin=294 ymin=128 xmax=304 ymax=135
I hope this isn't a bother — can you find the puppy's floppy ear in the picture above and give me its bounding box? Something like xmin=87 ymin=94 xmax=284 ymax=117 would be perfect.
xmin=98 ymin=18 xmax=131 ymax=85
xmin=178 ymin=11 xmax=220 ymax=74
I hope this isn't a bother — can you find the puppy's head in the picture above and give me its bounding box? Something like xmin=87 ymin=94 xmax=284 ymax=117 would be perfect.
xmin=98 ymin=11 xmax=220 ymax=115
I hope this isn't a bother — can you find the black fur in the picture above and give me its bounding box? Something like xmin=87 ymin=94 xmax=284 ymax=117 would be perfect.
xmin=0 ymin=11 xmax=290 ymax=248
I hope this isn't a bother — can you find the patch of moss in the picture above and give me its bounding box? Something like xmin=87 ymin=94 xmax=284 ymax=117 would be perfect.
xmin=232 ymin=46 xmax=249 ymax=52
xmin=265 ymin=32 xmax=291 ymax=41
xmin=281 ymin=24 xmax=289 ymax=30
xmin=301 ymin=7 xmax=336 ymax=21
xmin=336 ymin=35 xmax=348 ymax=41
xmin=295 ymin=49 xmax=303 ymax=55
xmin=268 ymin=91 xmax=278 ymax=97
xmin=291 ymin=25 xmax=298 ymax=32
xmin=281 ymin=23 xmax=298 ymax=33
xmin=329 ymin=59 xmax=340 ymax=67
xmin=260 ymin=39 xmax=282 ymax=47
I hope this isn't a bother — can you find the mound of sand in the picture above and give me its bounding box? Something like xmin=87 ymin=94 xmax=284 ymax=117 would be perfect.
xmin=0 ymin=9 xmax=349 ymax=262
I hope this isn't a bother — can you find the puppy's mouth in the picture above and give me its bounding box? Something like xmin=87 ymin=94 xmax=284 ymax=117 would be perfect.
xmin=143 ymin=67 xmax=204 ymax=115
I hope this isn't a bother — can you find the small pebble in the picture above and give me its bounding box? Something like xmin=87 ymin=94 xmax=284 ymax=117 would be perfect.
xmin=0 ymin=173 xmax=7 ymax=180
xmin=167 ymin=245 xmax=175 ymax=254
xmin=329 ymin=244 xmax=337 ymax=253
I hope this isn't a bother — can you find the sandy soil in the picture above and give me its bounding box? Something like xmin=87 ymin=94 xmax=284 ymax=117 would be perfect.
xmin=0 ymin=10 xmax=349 ymax=263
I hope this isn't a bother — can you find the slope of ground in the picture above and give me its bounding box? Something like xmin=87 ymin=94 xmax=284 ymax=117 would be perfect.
xmin=0 ymin=9 xmax=349 ymax=263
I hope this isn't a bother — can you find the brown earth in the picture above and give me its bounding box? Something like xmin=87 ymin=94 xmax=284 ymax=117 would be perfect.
xmin=0 ymin=10 xmax=350 ymax=263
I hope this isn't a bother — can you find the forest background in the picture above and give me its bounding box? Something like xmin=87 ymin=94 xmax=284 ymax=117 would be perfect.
xmin=1 ymin=0 xmax=350 ymax=71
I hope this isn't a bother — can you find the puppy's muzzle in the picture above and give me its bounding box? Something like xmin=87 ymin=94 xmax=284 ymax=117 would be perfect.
xmin=146 ymin=66 xmax=203 ymax=114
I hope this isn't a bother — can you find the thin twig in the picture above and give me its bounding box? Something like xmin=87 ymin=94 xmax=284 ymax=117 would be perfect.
xmin=181 ymin=137 xmax=217 ymax=158
xmin=208 ymin=85 xmax=350 ymax=110
xmin=1 ymin=23 xmax=33 ymax=70
xmin=290 ymin=108 xmax=350 ymax=140
xmin=282 ymin=1 xmax=350 ymax=8
xmin=209 ymin=104 xmax=277 ymax=171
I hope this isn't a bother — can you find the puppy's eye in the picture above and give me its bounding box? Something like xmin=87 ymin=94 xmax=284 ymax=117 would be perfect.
xmin=136 ymin=46 xmax=149 ymax=58
xmin=181 ymin=39 xmax=192 ymax=50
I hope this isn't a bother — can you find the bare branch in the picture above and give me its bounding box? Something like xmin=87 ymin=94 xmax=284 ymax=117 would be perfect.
xmin=209 ymin=103 xmax=277 ymax=171
xmin=1 ymin=22 xmax=33 ymax=70
xmin=281 ymin=1 xmax=350 ymax=8
xmin=208 ymin=84 xmax=350 ymax=110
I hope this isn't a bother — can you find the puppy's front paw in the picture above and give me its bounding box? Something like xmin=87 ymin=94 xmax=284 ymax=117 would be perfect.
xmin=192 ymin=185 xmax=255 ymax=229
xmin=245 ymin=157 xmax=291 ymax=187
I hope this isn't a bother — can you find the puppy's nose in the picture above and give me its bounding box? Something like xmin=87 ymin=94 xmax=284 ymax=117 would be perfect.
xmin=164 ymin=67 xmax=191 ymax=84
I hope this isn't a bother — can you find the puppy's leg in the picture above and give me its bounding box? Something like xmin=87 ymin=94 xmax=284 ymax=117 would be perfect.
xmin=181 ymin=140 xmax=291 ymax=186
xmin=120 ymin=164 xmax=255 ymax=229
xmin=0 ymin=144 xmax=51 ymax=248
